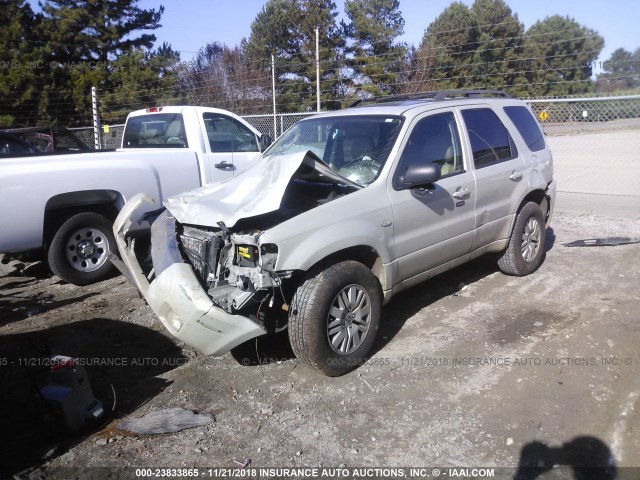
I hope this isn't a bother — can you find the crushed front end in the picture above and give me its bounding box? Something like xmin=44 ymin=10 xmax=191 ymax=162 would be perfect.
xmin=113 ymin=193 xmax=286 ymax=356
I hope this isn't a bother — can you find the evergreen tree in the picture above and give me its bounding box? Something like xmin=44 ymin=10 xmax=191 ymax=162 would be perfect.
xmin=242 ymin=0 xmax=345 ymax=112
xmin=344 ymin=0 xmax=406 ymax=97
xmin=523 ymin=15 xmax=604 ymax=96
xmin=100 ymin=43 xmax=182 ymax=123
xmin=38 ymin=0 xmax=179 ymax=125
xmin=598 ymin=47 xmax=640 ymax=92
xmin=408 ymin=2 xmax=477 ymax=93
xmin=0 ymin=0 xmax=46 ymax=126
xmin=41 ymin=0 xmax=164 ymax=64
xmin=469 ymin=0 xmax=527 ymax=94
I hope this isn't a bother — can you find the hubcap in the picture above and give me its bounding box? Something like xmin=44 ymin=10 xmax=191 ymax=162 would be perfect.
xmin=327 ymin=284 xmax=372 ymax=355
xmin=65 ymin=227 xmax=109 ymax=272
xmin=521 ymin=217 xmax=541 ymax=262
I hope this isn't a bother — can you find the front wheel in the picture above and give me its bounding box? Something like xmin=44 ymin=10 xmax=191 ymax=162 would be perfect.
xmin=288 ymin=260 xmax=382 ymax=376
xmin=47 ymin=212 xmax=117 ymax=286
xmin=498 ymin=201 xmax=546 ymax=276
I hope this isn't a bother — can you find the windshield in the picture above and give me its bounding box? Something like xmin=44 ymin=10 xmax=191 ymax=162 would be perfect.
xmin=266 ymin=115 xmax=403 ymax=186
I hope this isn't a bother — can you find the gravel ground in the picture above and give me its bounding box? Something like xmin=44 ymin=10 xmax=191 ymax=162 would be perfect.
xmin=1 ymin=211 xmax=639 ymax=478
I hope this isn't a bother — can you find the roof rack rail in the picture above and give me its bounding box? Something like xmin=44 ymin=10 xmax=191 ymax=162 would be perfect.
xmin=348 ymin=89 xmax=511 ymax=107
xmin=432 ymin=89 xmax=511 ymax=101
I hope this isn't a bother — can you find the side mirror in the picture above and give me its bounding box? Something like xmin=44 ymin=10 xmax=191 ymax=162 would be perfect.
xmin=260 ymin=134 xmax=273 ymax=151
xmin=401 ymin=163 xmax=441 ymax=189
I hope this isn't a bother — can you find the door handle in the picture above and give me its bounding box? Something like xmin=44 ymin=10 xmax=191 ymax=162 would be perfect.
xmin=452 ymin=187 xmax=470 ymax=198
xmin=509 ymin=170 xmax=522 ymax=181
xmin=214 ymin=162 xmax=233 ymax=169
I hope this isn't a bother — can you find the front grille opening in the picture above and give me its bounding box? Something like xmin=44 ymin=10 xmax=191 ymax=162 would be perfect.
xmin=177 ymin=225 xmax=222 ymax=287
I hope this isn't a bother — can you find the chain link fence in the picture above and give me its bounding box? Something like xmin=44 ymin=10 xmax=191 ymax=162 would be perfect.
xmin=69 ymin=96 xmax=640 ymax=200
xmin=68 ymin=127 xmax=96 ymax=149
xmin=526 ymin=96 xmax=640 ymax=199
xmin=242 ymin=112 xmax=317 ymax=138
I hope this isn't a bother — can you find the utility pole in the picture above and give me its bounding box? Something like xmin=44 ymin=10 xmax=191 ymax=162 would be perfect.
xmin=271 ymin=55 xmax=277 ymax=137
xmin=316 ymin=27 xmax=320 ymax=112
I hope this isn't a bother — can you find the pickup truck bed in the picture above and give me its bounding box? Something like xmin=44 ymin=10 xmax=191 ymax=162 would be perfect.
xmin=0 ymin=106 xmax=270 ymax=285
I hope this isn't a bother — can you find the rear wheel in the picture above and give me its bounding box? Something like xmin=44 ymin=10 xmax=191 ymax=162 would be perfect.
xmin=498 ymin=202 xmax=546 ymax=276
xmin=288 ymin=260 xmax=382 ymax=376
xmin=47 ymin=212 xmax=117 ymax=285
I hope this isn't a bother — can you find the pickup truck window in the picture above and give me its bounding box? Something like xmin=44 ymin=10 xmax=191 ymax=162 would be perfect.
xmin=123 ymin=114 xmax=188 ymax=148
xmin=203 ymin=113 xmax=259 ymax=153
xmin=0 ymin=133 xmax=33 ymax=155
xmin=461 ymin=108 xmax=518 ymax=168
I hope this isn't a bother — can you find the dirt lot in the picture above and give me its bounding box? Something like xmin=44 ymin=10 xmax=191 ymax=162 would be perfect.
xmin=1 ymin=211 xmax=640 ymax=478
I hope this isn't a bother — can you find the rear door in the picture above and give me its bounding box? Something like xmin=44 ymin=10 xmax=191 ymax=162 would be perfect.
xmin=458 ymin=107 xmax=529 ymax=249
xmin=388 ymin=110 xmax=476 ymax=281
xmin=201 ymin=112 xmax=261 ymax=183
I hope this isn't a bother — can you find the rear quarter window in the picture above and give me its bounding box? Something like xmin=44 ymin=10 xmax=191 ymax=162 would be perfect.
xmin=503 ymin=106 xmax=546 ymax=152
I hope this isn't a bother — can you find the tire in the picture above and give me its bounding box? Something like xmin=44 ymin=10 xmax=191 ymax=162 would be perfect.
xmin=498 ymin=201 xmax=546 ymax=276
xmin=288 ymin=260 xmax=382 ymax=376
xmin=47 ymin=212 xmax=117 ymax=286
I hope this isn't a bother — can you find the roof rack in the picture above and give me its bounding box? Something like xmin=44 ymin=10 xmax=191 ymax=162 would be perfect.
xmin=348 ymin=89 xmax=511 ymax=107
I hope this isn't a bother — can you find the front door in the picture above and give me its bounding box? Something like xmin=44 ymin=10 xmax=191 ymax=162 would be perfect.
xmin=202 ymin=112 xmax=261 ymax=183
xmin=388 ymin=110 xmax=476 ymax=282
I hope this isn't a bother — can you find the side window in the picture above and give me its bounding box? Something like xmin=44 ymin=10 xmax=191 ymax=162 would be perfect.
xmin=503 ymin=106 xmax=546 ymax=152
xmin=0 ymin=138 xmax=30 ymax=155
xmin=461 ymin=108 xmax=518 ymax=168
xmin=203 ymin=113 xmax=259 ymax=153
xmin=394 ymin=112 xmax=463 ymax=188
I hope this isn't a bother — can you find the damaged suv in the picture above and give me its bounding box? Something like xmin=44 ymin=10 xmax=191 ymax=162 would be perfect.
xmin=114 ymin=90 xmax=555 ymax=376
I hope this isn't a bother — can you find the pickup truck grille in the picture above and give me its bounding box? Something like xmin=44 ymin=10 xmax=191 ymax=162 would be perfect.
xmin=178 ymin=227 xmax=221 ymax=286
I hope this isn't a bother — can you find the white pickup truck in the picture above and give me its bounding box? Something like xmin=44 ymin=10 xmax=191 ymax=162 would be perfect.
xmin=0 ymin=106 xmax=270 ymax=285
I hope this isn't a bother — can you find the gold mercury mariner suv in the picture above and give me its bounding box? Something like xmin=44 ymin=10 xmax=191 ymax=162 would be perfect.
xmin=113 ymin=90 xmax=556 ymax=376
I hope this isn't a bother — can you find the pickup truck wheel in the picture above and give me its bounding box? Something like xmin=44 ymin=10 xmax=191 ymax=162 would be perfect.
xmin=47 ymin=212 xmax=117 ymax=286
xmin=288 ymin=260 xmax=381 ymax=376
xmin=498 ymin=201 xmax=546 ymax=276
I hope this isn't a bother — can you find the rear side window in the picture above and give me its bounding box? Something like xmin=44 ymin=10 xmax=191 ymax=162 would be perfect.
xmin=504 ymin=106 xmax=546 ymax=152
xmin=461 ymin=108 xmax=518 ymax=168
xmin=123 ymin=113 xmax=188 ymax=148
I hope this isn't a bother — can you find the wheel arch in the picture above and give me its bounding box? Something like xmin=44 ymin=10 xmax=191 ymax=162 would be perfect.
xmin=297 ymin=245 xmax=388 ymax=293
xmin=508 ymin=188 xmax=550 ymax=237
xmin=43 ymin=190 xmax=125 ymax=248
xmin=520 ymin=188 xmax=548 ymax=210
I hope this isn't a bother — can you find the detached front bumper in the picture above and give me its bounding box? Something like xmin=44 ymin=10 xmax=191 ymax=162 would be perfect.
xmin=112 ymin=193 xmax=266 ymax=356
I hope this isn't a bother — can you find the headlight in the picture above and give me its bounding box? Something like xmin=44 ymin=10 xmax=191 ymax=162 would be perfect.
xmin=260 ymin=243 xmax=279 ymax=271
xmin=235 ymin=244 xmax=258 ymax=267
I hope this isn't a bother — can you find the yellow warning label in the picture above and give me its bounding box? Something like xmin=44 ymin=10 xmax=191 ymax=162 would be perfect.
xmin=103 ymin=125 xmax=110 ymax=133
xmin=538 ymin=111 xmax=549 ymax=122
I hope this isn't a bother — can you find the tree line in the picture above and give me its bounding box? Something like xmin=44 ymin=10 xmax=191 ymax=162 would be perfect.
xmin=1 ymin=0 xmax=638 ymax=126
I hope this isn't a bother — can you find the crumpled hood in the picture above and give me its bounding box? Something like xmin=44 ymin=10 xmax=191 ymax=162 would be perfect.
xmin=165 ymin=151 xmax=355 ymax=228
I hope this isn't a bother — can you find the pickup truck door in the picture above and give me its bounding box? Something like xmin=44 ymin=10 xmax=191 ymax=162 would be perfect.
xmin=201 ymin=112 xmax=261 ymax=184
xmin=458 ymin=107 xmax=529 ymax=250
xmin=388 ymin=110 xmax=476 ymax=282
